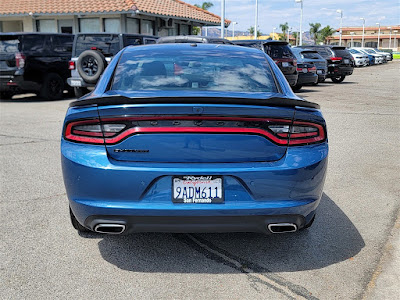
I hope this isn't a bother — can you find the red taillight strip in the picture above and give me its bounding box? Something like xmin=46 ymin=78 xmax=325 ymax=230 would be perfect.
xmin=104 ymin=126 xmax=289 ymax=145
xmin=64 ymin=119 xmax=104 ymax=144
xmin=277 ymin=132 xmax=318 ymax=138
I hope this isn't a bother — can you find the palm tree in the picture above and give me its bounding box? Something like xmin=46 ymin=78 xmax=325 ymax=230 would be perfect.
xmin=309 ymin=23 xmax=321 ymax=44
xmin=248 ymin=26 xmax=261 ymax=38
xmin=194 ymin=2 xmax=214 ymax=10
xmin=279 ymin=22 xmax=289 ymax=41
xmin=319 ymin=25 xmax=336 ymax=44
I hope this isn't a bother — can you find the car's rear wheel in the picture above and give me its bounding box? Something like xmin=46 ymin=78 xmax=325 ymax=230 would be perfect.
xmin=77 ymin=50 xmax=106 ymax=84
xmin=74 ymin=87 xmax=90 ymax=98
xmin=40 ymin=73 xmax=64 ymax=100
xmin=292 ymin=84 xmax=303 ymax=91
xmin=69 ymin=207 xmax=90 ymax=233
xmin=331 ymin=75 xmax=346 ymax=83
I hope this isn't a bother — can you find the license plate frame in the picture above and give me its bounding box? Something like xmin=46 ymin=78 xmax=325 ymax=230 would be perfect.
xmin=344 ymin=59 xmax=350 ymax=64
xmin=172 ymin=175 xmax=224 ymax=204
xmin=317 ymin=70 xmax=323 ymax=74
xmin=282 ymin=62 xmax=289 ymax=67
xmin=70 ymin=80 xmax=82 ymax=87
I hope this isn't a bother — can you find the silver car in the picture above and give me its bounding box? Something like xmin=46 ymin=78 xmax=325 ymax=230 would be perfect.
xmin=348 ymin=49 xmax=369 ymax=67
xmin=353 ymin=48 xmax=384 ymax=64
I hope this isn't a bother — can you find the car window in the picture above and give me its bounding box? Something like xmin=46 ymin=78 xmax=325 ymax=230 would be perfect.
xmin=312 ymin=47 xmax=333 ymax=58
xmin=75 ymin=34 xmax=120 ymax=56
xmin=234 ymin=42 xmax=263 ymax=50
xmin=264 ymin=44 xmax=294 ymax=59
xmin=144 ymin=39 xmax=157 ymax=44
xmin=125 ymin=37 xmax=142 ymax=46
xmin=0 ymin=37 xmax=20 ymax=54
xmin=332 ymin=49 xmax=351 ymax=57
xmin=21 ymin=35 xmax=47 ymax=54
xmin=52 ymin=35 xmax=73 ymax=53
xmin=111 ymin=48 xmax=278 ymax=94
xmin=302 ymin=51 xmax=322 ymax=59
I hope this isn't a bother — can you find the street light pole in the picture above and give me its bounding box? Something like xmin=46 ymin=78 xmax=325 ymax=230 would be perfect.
xmin=350 ymin=32 xmax=354 ymax=47
xmin=295 ymin=0 xmax=303 ymax=46
xmin=388 ymin=26 xmax=392 ymax=48
xmin=232 ymin=22 xmax=237 ymax=38
xmin=288 ymin=27 xmax=292 ymax=44
xmin=360 ymin=18 xmax=365 ymax=47
xmin=394 ymin=30 xmax=398 ymax=50
xmin=336 ymin=9 xmax=343 ymax=46
xmin=376 ymin=23 xmax=380 ymax=48
xmin=272 ymin=27 xmax=276 ymax=40
xmin=254 ymin=0 xmax=258 ymax=39
xmin=221 ymin=0 xmax=225 ymax=38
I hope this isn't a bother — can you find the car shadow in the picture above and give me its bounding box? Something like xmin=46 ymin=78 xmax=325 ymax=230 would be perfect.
xmin=93 ymin=193 xmax=364 ymax=273
xmin=0 ymin=92 xmax=75 ymax=103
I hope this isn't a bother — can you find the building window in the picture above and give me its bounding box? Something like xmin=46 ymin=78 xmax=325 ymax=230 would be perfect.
xmin=58 ymin=19 xmax=73 ymax=34
xmin=141 ymin=20 xmax=154 ymax=35
xmin=180 ymin=24 xmax=189 ymax=35
xmin=79 ymin=18 xmax=100 ymax=33
xmin=365 ymin=41 xmax=378 ymax=48
xmin=353 ymin=42 xmax=361 ymax=47
xmin=104 ymin=18 xmax=120 ymax=33
xmin=0 ymin=20 xmax=23 ymax=32
xmin=36 ymin=20 xmax=57 ymax=33
xmin=127 ymin=18 xmax=140 ymax=33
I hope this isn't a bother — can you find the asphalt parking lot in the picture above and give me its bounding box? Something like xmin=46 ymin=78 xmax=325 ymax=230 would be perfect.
xmin=1 ymin=62 xmax=399 ymax=299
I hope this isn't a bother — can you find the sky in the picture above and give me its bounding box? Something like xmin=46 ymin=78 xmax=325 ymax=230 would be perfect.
xmin=185 ymin=0 xmax=400 ymax=33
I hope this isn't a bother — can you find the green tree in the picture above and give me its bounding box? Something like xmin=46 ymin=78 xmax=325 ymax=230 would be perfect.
xmin=194 ymin=2 xmax=214 ymax=10
xmin=193 ymin=2 xmax=214 ymax=35
xmin=279 ymin=22 xmax=289 ymax=41
xmin=318 ymin=25 xmax=336 ymax=44
xmin=291 ymin=32 xmax=298 ymax=45
xmin=309 ymin=23 xmax=321 ymax=44
xmin=248 ymin=26 xmax=262 ymax=37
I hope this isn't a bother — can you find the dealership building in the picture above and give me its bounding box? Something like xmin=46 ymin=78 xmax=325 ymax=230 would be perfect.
xmin=0 ymin=0 xmax=226 ymax=36
xmin=327 ymin=25 xmax=400 ymax=50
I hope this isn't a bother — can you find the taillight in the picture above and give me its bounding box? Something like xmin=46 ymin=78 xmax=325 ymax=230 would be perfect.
xmin=268 ymin=120 xmax=325 ymax=146
xmin=15 ymin=53 xmax=25 ymax=68
xmin=64 ymin=119 xmax=126 ymax=144
xmin=330 ymin=57 xmax=342 ymax=62
xmin=297 ymin=67 xmax=303 ymax=71
xmin=64 ymin=116 xmax=326 ymax=146
xmin=69 ymin=60 xmax=75 ymax=70
xmin=308 ymin=66 xmax=317 ymax=72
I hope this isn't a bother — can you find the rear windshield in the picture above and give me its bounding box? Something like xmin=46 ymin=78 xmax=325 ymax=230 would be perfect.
xmin=74 ymin=34 xmax=120 ymax=56
xmin=264 ymin=44 xmax=294 ymax=59
xmin=312 ymin=47 xmax=333 ymax=58
xmin=332 ymin=48 xmax=351 ymax=57
xmin=0 ymin=37 xmax=20 ymax=54
xmin=111 ymin=47 xmax=278 ymax=93
xmin=302 ymin=51 xmax=322 ymax=59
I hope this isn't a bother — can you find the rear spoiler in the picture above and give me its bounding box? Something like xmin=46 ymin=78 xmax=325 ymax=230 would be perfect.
xmin=70 ymin=95 xmax=320 ymax=109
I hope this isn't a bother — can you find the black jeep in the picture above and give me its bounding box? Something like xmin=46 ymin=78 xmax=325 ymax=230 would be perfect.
xmin=0 ymin=33 xmax=73 ymax=100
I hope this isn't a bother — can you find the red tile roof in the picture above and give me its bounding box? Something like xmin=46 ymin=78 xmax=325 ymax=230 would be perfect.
xmin=0 ymin=0 xmax=228 ymax=25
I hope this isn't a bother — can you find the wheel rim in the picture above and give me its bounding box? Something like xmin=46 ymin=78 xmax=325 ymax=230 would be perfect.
xmin=49 ymin=77 xmax=61 ymax=95
xmin=81 ymin=55 xmax=98 ymax=76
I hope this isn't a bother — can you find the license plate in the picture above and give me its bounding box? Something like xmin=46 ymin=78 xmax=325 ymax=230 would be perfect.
xmin=344 ymin=59 xmax=350 ymax=64
xmin=317 ymin=70 xmax=323 ymax=74
xmin=302 ymin=69 xmax=308 ymax=73
xmin=70 ymin=80 xmax=82 ymax=87
xmin=172 ymin=175 xmax=224 ymax=203
xmin=282 ymin=62 xmax=289 ymax=67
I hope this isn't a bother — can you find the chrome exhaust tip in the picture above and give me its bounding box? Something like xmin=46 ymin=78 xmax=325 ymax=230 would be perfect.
xmin=268 ymin=223 xmax=297 ymax=233
xmin=94 ymin=224 xmax=126 ymax=234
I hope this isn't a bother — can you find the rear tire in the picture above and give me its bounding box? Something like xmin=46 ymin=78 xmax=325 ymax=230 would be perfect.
xmin=331 ymin=75 xmax=345 ymax=83
xmin=74 ymin=87 xmax=90 ymax=98
xmin=292 ymin=84 xmax=302 ymax=91
xmin=40 ymin=73 xmax=64 ymax=100
xmin=70 ymin=207 xmax=90 ymax=233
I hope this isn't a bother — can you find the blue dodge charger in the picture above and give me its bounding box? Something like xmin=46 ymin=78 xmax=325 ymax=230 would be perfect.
xmin=61 ymin=44 xmax=328 ymax=235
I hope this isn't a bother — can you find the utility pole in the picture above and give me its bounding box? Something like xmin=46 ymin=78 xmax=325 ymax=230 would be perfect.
xmin=376 ymin=23 xmax=380 ymax=48
xmin=254 ymin=0 xmax=258 ymax=39
xmin=221 ymin=0 xmax=225 ymax=38
xmin=336 ymin=10 xmax=343 ymax=46
xmin=295 ymin=0 xmax=303 ymax=46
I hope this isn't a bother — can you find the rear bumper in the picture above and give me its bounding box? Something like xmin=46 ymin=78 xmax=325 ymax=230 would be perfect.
xmin=297 ymin=73 xmax=318 ymax=85
xmin=83 ymin=213 xmax=314 ymax=234
xmin=284 ymin=74 xmax=298 ymax=86
xmin=327 ymin=65 xmax=354 ymax=77
xmin=67 ymin=77 xmax=94 ymax=88
xmin=0 ymin=74 xmax=40 ymax=93
xmin=62 ymin=139 xmax=328 ymax=233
